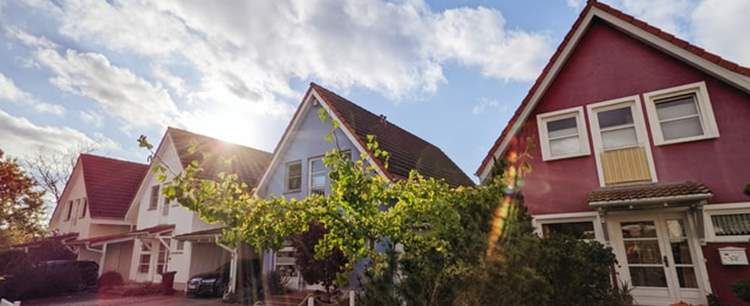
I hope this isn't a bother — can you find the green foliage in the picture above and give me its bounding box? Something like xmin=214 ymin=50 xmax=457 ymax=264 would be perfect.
xmin=733 ymin=278 xmax=750 ymax=302
xmin=0 ymin=149 xmax=46 ymax=249
xmin=744 ymin=183 xmax=750 ymax=196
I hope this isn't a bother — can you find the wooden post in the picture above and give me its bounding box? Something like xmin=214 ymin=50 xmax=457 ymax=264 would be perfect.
xmin=307 ymin=296 xmax=314 ymax=306
xmin=349 ymin=290 xmax=355 ymax=306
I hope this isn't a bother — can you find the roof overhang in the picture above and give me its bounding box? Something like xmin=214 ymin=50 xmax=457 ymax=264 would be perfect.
xmin=588 ymin=181 xmax=713 ymax=211
xmin=173 ymin=228 xmax=223 ymax=242
xmin=476 ymin=1 xmax=750 ymax=181
xmin=589 ymin=193 xmax=712 ymax=210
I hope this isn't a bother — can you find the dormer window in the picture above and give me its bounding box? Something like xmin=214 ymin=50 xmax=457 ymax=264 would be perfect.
xmin=537 ymin=106 xmax=590 ymax=161
xmin=148 ymin=185 xmax=159 ymax=210
xmin=643 ymin=81 xmax=719 ymax=146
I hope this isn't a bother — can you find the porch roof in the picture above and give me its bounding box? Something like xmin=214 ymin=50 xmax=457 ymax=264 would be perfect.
xmin=173 ymin=227 xmax=224 ymax=242
xmin=69 ymin=224 xmax=175 ymax=247
xmin=588 ymin=181 xmax=712 ymax=208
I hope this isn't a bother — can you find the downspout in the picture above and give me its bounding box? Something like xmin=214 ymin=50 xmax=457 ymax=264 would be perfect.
xmin=215 ymin=235 xmax=238 ymax=295
xmin=84 ymin=243 xmax=106 ymax=276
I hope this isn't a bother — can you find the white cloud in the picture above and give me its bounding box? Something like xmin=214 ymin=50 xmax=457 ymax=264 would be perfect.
xmin=19 ymin=44 xmax=179 ymax=128
xmin=79 ymin=110 xmax=103 ymax=127
xmin=25 ymin=0 xmax=552 ymax=102
xmin=471 ymin=97 xmax=508 ymax=115
xmin=566 ymin=0 xmax=586 ymax=10
xmin=0 ymin=107 xmax=115 ymax=158
xmin=0 ymin=72 xmax=65 ymax=116
xmin=690 ymin=0 xmax=750 ymax=66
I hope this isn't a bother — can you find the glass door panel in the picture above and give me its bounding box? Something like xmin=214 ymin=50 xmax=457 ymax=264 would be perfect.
xmin=621 ymin=221 xmax=668 ymax=288
xmin=665 ymin=219 xmax=699 ymax=289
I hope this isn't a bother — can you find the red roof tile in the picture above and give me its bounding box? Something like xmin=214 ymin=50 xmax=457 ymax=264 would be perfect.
xmin=167 ymin=127 xmax=273 ymax=188
xmin=587 ymin=181 xmax=712 ymax=204
xmin=311 ymin=83 xmax=474 ymax=187
xmin=476 ymin=0 xmax=750 ymax=177
xmin=79 ymin=154 xmax=149 ymax=219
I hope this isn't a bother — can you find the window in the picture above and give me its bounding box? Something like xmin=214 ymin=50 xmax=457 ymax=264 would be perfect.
xmin=138 ymin=242 xmax=151 ymax=274
xmin=175 ymin=240 xmax=185 ymax=252
xmin=309 ymin=157 xmax=326 ymax=195
xmin=65 ymin=200 xmax=73 ymax=221
xmin=542 ymin=221 xmax=596 ymax=240
xmin=157 ymin=240 xmax=169 ymax=274
xmin=148 ymin=185 xmax=160 ymax=210
xmin=704 ymin=204 xmax=750 ymax=242
xmin=161 ymin=195 xmax=170 ymax=216
xmin=597 ymin=107 xmax=638 ymax=150
xmin=536 ymin=107 xmax=590 ymax=161
xmin=643 ymin=81 xmax=719 ymax=145
xmin=80 ymin=198 xmax=87 ymax=219
xmin=286 ymin=161 xmax=302 ymax=192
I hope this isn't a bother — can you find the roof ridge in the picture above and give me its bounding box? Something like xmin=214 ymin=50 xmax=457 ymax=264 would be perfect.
xmin=79 ymin=153 xmax=148 ymax=167
xmin=166 ymin=126 xmax=272 ymax=155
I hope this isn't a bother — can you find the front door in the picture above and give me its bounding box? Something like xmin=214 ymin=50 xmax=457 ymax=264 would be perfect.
xmin=608 ymin=213 xmax=707 ymax=306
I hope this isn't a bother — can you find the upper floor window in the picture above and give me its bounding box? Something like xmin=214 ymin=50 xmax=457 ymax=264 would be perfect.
xmin=148 ymin=185 xmax=160 ymax=210
xmin=80 ymin=198 xmax=87 ymax=219
xmin=65 ymin=200 xmax=74 ymax=221
xmin=286 ymin=161 xmax=302 ymax=193
xmin=597 ymin=106 xmax=638 ymax=150
xmin=536 ymin=106 xmax=590 ymax=161
xmin=161 ymin=194 xmax=170 ymax=216
xmin=643 ymin=81 xmax=719 ymax=146
xmin=309 ymin=157 xmax=326 ymax=195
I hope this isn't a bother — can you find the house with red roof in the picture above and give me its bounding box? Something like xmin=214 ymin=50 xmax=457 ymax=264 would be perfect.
xmin=47 ymin=153 xmax=148 ymax=278
xmin=120 ymin=127 xmax=272 ymax=291
xmin=476 ymin=2 xmax=750 ymax=305
xmin=255 ymin=82 xmax=473 ymax=289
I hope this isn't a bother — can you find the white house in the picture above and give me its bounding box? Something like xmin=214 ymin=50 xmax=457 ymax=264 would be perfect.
xmin=47 ymin=154 xmax=148 ymax=278
xmin=120 ymin=127 xmax=272 ymax=291
xmin=254 ymin=83 xmax=474 ymax=289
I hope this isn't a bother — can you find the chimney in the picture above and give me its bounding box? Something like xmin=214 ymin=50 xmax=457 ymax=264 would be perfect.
xmin=379 ymin=114 xmax=387 ymax=125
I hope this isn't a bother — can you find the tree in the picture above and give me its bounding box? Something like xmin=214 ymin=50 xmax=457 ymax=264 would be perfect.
xmin=290 ymin=221 xmax=347 ymax=298
xmin=0 ymin=149 xmax=46 ymax=249
xmin=23 ymin=144 xmax=95 ymax=203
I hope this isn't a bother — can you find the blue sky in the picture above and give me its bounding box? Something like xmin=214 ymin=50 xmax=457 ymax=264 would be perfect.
xmin=1 ymin=0 xmax=748 ymax=180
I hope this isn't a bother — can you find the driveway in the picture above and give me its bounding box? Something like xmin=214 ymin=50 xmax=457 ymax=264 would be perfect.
xmin=21 ymin=293 xmax=223 ymax=306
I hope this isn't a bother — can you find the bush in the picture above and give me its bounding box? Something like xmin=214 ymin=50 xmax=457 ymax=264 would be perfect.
xmin=733 ymin=278 xmax=750 ymax=302
xmin=98 ymin=271 xmax=124 ymax=289
xmin=266 ymin=270 xmax=290 ymax=295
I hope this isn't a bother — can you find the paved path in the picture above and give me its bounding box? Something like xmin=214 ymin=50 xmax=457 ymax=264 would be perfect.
xmin=22 ymin=293 xmax=223 ymax=306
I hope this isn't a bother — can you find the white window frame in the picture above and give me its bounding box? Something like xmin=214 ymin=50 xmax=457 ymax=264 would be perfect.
xmin=532 ymin=211 xmax=605 ymax=243
xmin=586 ymin=95 xmax=658 ymax=187
xmin=536 ymin=106 xmax=591 ymax=161
xmin=643 ymin=81 xmax=719 ymax=146
xmin=308 ymin=156 xmax=326 ymax=195
xmin=148 ymin=185 xmax=160 ymax=211
xmin=285 ymin=160 xmax=302 ymax=193
xmin=703 ymin=202 xmax=750 ymax=243
xmin=137 ymin=241 xmax=152 ymax=274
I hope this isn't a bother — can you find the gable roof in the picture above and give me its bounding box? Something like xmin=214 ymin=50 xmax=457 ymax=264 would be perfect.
xmin=166 ymin=127 xmax=273 ymax=187
xmin=77 ymin=154 xmax=148 ymax=219
xmin=258 ymin=83 xmax=474 ymax=190
xmin=476 ymin=0 xmax=750 ymax=181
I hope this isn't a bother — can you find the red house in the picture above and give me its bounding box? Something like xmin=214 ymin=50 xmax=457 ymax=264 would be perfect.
xmin=477 ymin=2 xmax=750 ymax=306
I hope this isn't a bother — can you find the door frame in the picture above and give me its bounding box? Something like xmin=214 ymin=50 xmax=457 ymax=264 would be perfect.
xmin=607 ymin=211 xmax=710 ymax=305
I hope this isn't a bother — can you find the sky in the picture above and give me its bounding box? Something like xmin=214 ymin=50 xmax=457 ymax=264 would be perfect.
xmin=1 ymin=0 xmax=749 ymax=181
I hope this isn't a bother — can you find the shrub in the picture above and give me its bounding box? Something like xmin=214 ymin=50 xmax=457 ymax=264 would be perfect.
xmin=733 ymin=278 xmax=750 ymax=302
xmin=266 ymin=270 xmax=290 ymax=295
xmin=98 ymin=271 xmax=124 ymax=288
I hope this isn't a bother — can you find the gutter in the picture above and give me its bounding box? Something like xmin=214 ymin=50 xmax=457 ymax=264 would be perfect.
xmin=589 ymin=193 xmax=713 ymax=208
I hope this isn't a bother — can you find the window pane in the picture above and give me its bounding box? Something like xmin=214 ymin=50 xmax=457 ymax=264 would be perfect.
xmin=311 ymin=174 xmax=326 ymax=188
xmin=671 ymin=241 xmax=692 ymax=265
xmin=542 ymin=222 xmax=595 ymax=239
xmin=666 ymin=220 xmax=686 ymax=239
xmin=547 ymin=117 xmax=578 ymax=139
xmin=601 ymin=127 xmax=638 ymax=149
xmin=625 ymin=240 xmax=662 ymax=264
xmin=675 ymin=267 xmax=698 ymax=288
xmin=712 ymin=213 xmax=750 ymax=236
xmin=629 ymin=267 xmax=667 ymax=287
xmin=661 ymin=117 xmax=703 ymax=140
xmin=656 ymin=95 xmax=698 ymax=120
xmin=310 ymin=159 xmax=325 ymax=172
xmin=549 ymin=136 xmax=581 ymax=157
xmin=287 ymin=162 xmax=302 ymax=191
xmin=288 ymin=177 xmax=301 ymax=191
xmin=598 ymin=107 xmax=633 ymax=129
xmin=621 ymin=222 xmax=657 ymax=238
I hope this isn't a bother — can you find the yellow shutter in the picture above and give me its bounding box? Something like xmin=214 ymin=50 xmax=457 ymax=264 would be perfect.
xmin=601 ymin=147 xmax=652 ymax=185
